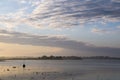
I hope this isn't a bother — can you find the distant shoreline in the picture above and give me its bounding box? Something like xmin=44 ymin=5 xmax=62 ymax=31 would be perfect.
xmin=0 ymin=56 xmax=120 ymax=61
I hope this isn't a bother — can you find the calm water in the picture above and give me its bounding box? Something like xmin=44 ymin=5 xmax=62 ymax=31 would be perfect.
xmin=0 ymin=59 xmax=120 ymax=80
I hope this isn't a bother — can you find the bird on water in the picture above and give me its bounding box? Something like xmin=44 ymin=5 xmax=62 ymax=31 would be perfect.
xmin=23 ymin=64 xmax=26 ymax=68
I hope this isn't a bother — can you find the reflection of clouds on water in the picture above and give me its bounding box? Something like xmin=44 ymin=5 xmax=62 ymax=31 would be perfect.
xmin=0 ymin=60 xmax=120 ymax=80
xmin=0 ymin=68 xmax=120 ymax=80
xmin=0 ymin=67 xmax=83 ymax=80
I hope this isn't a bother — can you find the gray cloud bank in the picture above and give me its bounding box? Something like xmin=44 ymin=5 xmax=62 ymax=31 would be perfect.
xmin=0 ymin=29 xmax=120 ymax=57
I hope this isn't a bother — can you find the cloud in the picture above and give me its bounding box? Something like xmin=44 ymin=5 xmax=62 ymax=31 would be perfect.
xmin=0 ymin=29 xmax=120 ymax=57
xmin=91 ymin=28 xmax=111 ymax=34
xmin=91 ymin=27 xmax=120 ymax=34
xmin=20 ymin=0 xmax=27 ymax=3
xmin=117 ymin=26 xmax=120 ymax=28
xmin=0 ymin=0 xmax=120 ymax=30
xmin=92 ymin=28 xmax=106 ymax=33
xmin=0 ymin=7 xmax=27 ymax=30
xmin=111 ymin=0 xmax=120 ymax=3
xmin=27 ymin=0 xmax=120 ymax=28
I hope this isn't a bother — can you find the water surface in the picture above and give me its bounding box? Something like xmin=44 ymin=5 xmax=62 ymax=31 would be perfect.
xmin=0 ymin=59 xmax=120 ymax=80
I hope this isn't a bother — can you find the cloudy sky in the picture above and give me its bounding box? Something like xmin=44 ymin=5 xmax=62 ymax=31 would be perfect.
xmin=0 ymin=0 xmax=120 ymax=57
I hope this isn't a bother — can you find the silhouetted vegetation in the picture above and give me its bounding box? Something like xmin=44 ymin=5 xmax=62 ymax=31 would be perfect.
xmin=0 ymin=56 xmax=120 ymax=61
xmin=38 ymin=55 xmax=82 ymax=60
xmin=83 ymin=56 xmax=120 ymax=60
xmin=0 ymin=55 xmax=82 ymax=60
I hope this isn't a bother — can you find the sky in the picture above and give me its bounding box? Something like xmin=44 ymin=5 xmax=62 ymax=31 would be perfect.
xmin=0 ymin=0 xmax=120 ymax=57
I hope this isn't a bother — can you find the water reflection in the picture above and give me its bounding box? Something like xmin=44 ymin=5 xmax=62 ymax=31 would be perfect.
xmin=0 ymin=60 xmax=120 ymax=80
